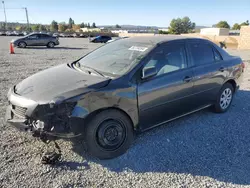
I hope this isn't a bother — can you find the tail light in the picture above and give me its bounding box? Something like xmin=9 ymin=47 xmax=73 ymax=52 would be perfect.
xmin=241 ymin=62 xmax=245 ymax=69
xmin=241 ymin=62 xmax=245 ymax=72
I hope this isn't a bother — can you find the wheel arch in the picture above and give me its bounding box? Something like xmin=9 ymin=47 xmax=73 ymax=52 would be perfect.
xmin=47 ymin=41 xmax=55 ymax=45
xmin=18 ymin=41 xmax=27 ymax=46
xmin=224 ymin=79 xmax=237 ymax=92
xmin=84 ymin=107 xmax=136 ymax=131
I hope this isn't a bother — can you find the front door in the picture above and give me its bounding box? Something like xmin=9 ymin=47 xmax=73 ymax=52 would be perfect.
xmin=26 ymin=34 xmax=39 ymax=46
xmin=137 ymin=41 xmax=195 ymax=131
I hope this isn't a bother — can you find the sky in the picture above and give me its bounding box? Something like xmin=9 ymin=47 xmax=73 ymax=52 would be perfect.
xmin=0 ymin=0 xmax=249 ymax=27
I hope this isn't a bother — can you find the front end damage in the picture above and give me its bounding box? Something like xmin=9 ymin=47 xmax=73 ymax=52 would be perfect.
xmin=5 ymin=87 xmax=84 ymax=164
xmin=6 ymin=87 xmax=84 ymax=139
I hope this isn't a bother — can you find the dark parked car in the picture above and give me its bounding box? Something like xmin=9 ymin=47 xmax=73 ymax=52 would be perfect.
xmin=5 ymin=36 xmax=244 ymax=159
xmin=11 ymin=33 xmax=59 ymax=48
xmin=0 ymin=31 xmax=6 ymax=36
xmin=90 ymin=35 xmax=112 ymax=43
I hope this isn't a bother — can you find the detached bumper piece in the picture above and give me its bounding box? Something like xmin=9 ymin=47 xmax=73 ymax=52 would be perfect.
xmin=41 ymin=141 xmax=62 ymax=165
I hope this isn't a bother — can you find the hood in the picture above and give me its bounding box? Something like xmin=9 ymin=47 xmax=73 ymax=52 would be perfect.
xmin=11 ymin=37 xmax=25 ymax=43
xmin=15 ymin=63 xmax=110 ymax=103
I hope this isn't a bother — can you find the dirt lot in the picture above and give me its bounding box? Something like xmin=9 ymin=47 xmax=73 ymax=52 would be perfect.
xmin=1 ymin=36 xmax=250 ymax=188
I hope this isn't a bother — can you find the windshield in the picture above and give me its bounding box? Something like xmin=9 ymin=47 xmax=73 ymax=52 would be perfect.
xmin=78 ymin=39 xmax=153 ymax=76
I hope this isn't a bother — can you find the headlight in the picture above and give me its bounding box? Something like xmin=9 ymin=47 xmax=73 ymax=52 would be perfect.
xmin=55 ymin=102 xmax=77 ymax=116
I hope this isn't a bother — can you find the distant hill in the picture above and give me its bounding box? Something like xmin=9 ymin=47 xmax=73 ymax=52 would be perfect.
xmin=195 ymin=25 xmax=211 ymax=29
xmin=99 ymin=24 xmax=211 ymax=30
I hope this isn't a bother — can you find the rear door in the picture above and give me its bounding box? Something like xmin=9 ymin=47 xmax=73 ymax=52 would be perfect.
xmin=187 ymin=39 xmax=227 ymax=108
xmin=38 ymin=34 xmax=50 ymax=46
xmin=137 ymin=41 xmax=195 ymax=130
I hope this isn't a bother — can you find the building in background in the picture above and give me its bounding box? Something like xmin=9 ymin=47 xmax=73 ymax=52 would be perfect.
xmin=110 ymin=29 xmax=129 ymax=34
xmin=200 ymin=28 xmax=229 ymax=36
xmin=80 ymin=28 xmax=101 ymax=32
xmin=229 ymin=30 xmax=240 ymax=36
xmin=158 ymin=28 xmax=169 ymax=32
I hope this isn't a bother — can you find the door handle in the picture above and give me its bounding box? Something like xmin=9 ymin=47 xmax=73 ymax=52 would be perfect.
xmin=219 ymin=67 xmax=225 ymax=72
xmin=183 ymin=76 xmax=192 ymax=83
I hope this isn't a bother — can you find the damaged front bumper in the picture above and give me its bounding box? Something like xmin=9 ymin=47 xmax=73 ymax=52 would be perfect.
xmin=5 ymin=87 xmax=83 ymax=140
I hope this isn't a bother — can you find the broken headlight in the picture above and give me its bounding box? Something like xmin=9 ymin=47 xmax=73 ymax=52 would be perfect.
xmin=54 ymin=102 xmax=77 ymax=116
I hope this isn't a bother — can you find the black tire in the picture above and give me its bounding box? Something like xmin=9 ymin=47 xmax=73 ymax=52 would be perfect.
xmin=83 ymin=109 xmax=134 ymax=159
xmin=18 ymin=41 xmax=27 ymax=48
xmin=213 ymin=83 xmax=234 ymax=113
xmin=47 ymin=42 xmax=55 ymax=48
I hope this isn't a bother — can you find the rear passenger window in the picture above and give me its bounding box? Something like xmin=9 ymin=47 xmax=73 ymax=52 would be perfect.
xmin=189 ymin=43 xmax=214 ymax=66
xmin=39 ymin=34 xmax=48 ymax=38
xmin=213 ymin=49 xmax=223 ymax=61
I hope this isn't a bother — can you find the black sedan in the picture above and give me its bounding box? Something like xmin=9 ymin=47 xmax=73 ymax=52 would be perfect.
xmin=89 ymin=35 xmax=112 ymax=43
xmin=6 ymin=36 xmax=244 ymax=159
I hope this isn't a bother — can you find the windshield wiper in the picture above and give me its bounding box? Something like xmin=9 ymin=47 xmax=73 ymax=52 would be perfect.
xmin=79 ymin=64 xmax=105 ymax=77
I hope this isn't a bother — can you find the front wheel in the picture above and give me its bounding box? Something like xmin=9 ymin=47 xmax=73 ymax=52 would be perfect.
xmin=83 ymin=109 xmax=134 ymax=159
xmin=18 ymin=41 xmax=27 ymax=48
xmin=213 ymin=83 xmax=234 ymax=113
xmin=47 ymin=42 xmax=55 ymax=48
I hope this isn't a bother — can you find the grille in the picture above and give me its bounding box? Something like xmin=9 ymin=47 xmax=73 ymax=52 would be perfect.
xmin=12 ymin=105 xmax=27 ymax=118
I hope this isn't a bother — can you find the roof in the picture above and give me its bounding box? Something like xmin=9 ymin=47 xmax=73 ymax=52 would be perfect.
xmin=124 ymin=35 xmax=198 ymax=44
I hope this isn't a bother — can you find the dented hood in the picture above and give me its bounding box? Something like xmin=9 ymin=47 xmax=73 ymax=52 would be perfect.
xmin=15 ymin=63 xmax=110 ymax=103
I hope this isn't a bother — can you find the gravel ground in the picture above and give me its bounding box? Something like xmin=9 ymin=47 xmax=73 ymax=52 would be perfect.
xmin=1 ymin=36 xmax=250 ymax=188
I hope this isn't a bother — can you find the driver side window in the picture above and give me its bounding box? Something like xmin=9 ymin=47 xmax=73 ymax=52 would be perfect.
xmin=143 ymin=42 xmax=187 ymax=78
xmin=28 ymin=34 xmax=38 ymax=39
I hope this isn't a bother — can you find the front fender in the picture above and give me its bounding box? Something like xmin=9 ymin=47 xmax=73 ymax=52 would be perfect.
xmin=71 ymin=86 xmax=139 ymax=129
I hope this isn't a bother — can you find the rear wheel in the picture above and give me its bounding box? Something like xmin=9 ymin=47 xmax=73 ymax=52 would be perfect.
xmin=47 ymin=42 xmax=55 ymax=48
xmin=83 ymin=109 xmax=134 ymax=159
xmin=213 ymin=83 xmax=234 ymax=113
xmin=18 ymin=41 xmax=26 ymax=48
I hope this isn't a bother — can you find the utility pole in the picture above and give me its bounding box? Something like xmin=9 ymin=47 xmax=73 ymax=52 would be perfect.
xmin=24 ymin=7 xmax=30 ymax=31
xmin=2 ymin=1 xmax=7 ymax=30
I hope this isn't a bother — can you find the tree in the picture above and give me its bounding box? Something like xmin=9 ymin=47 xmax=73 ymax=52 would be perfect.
xmin=72 ymin=24 xmax=80 ymax=31
xmin=241 ymin=20 xmax=249 ymax=26
xmin=65 ymin=28 xmax=74 ymax=33
xmin=159 ymin=30 xmax=169 ymax=34
xmin=115 ymin=24 xmax=121 ymax=28
xmin=80 ymin=22 xmax=85 ymax=28
xmin=31 ymin=24 xmax=39 ymax=31
xmin=216 ymin=21 xmax=230 ymax=29
xmin=15 ymin=26 xmax=24 ymax=31
xmin=92 ymin=22 xmax=96 ymax=28
xmin=87 ymin=23 xmax=90 ymax=28
xmin=50 ymin=20 xmax=58 ymax=32
xmin=7 ymin=26 xmax=12 ymax=30
xmin=168 ymin=16 xmax=195 ymax=34
xmin=39 ymin=24 xmax=47 ymax=31
xmin=58 ymin=23 xmax=67 ymax=32
xmin=68 ymin=17 xmax=74 ymax=29
xmin=232 ymin=23 xmax=241 ymax=30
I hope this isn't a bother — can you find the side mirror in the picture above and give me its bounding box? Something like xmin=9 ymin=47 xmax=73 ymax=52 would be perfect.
xmin=142 ymin=66 xmax=157 ymax=79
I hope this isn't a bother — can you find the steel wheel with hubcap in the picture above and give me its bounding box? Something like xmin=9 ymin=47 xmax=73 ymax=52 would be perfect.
xmin=84 ymin=109 xmax=134 ymax=159
xmin=97 ymin=119 xmax=126 ymax=151
xmin=214 ymin=83 xmax=234 ymax=113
